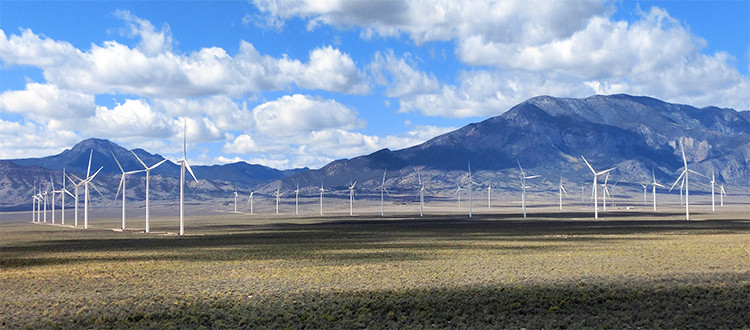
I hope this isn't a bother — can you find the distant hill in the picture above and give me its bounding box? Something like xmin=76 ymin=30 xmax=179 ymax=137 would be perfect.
xmin=2 ymin=94 xmax=748 ymax=209
xmin=264 ymin=94 xmax=750 ymax=195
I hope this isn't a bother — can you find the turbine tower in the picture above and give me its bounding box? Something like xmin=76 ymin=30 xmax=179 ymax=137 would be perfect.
xmin=456 ymin=182 xmax=462 ymax=209
xmin=348 ymin=181 xmax=357 ymax=216
xmin=72 ymin=150 xmax=104 ymax=229
xmin=581 ymin=156 xmax=616 ymax=220
xmin=294 ymin=183 xmax=299 ymax=215
xmin=558 ymin=176 xmax=568 ymax=211
xmin=49 ymin=176 xmax=60 ymax=224
xmin=719 ymin=184 xmax=726 ymax=207
xmin=275 ymin=188 xmax=280 ymax=215
xmin=112 ymin=149 xmax=144 ymax=231
xmin=710 ymin=170 xmax=716 ymax=212
xmin=640 ymin=184 xmax=648 ymax=206
xmin=601 ymin=173 xmax=611 ymax=211
xmin=379 ymin=170 xmax=388 ymax=217
xmin=651 ymin=169 xmax=665 ymax=212
xmin=247 ymin=191 xmax=255 ymax=215
xmin=518 ymin=160 xmax=540 ymax=218
xmin=669 ymin=141 xmax=706 ymax=221
xmin=66 ymin=173 xmax=83 ymax=227
xmin=31 ymin=184 xmax=37 ymax=223
xmin=178 ymin=121 xmax=198 ymax=235
xmin=486 ymin=184 xmax=492 ymax=209
xmin=130 ymin=150 xmax=167 ymax=233
xmin=319 ymin=183 xmax=325 ymax=216
xmin=417 ymin=170 xmax=424 ymax=217
xmin=60 ymin=170 xmax=73 ymax=226
xmin=467 ymin=162 xmax=479 ymax=218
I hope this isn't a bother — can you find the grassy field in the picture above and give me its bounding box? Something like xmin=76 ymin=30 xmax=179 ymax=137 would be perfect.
xmin=1 ymin=206 xmax=749 ymax=328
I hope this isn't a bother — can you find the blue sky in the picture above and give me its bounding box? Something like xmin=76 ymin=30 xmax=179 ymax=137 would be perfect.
xmin=1 ymin=0 xmax=748 ymax=169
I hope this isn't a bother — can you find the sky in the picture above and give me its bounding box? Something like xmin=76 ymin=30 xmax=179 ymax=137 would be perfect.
xmin=1 ymin=0 xmax=748 ymax=170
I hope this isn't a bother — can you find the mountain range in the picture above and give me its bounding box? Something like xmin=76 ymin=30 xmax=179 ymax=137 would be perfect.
xmin=1 ymin=94 xmax=748 ymax=210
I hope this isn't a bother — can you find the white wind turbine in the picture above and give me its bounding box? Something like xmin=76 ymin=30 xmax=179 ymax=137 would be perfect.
xmin=42 ymin=184 xmax=47 ymax=223
xmin=518 ymin=160 xmax=540 ymax=218
xmin=417 ymin=170 xmax=424 ymax=217
xmin=319 ymin=183 xmax=325 ymax=215
xmin=70 ymin=150 xmax=104 ymax=229
xmin=31 ymin=183 xmax=38 ymax=223
xmin=379 ymin=170 xmax=389 ymax=217
xmin=59 ymin=170 xmax=74 ymax=226
xmin=348 ymin=181 xmax=357 ymax=216
xmin=233 ymin=191 xmax=239 ymax=213
xmin=37 ymin=185 xmax=44 ymax=223
xmin=719 ymin=184 xmax=726 ymax=207
xmin=112 ymin=149 xmax=144 ymax=231
xmin=581 ymin=156 xmax=616 ymax=220
xmin=275 ymin=188 xmax=280 ymax=215
xmin=177 ymin=121 xmax=198 ymax=236
xmin=49 ymin=175 xmax=62 ymax=224
xmin=710 ymin=170 xmax=716 ymax=212
xmin=456 ymin=182 xmax=462 ymax=209
xmin=66 ymin=173 xmax=83 ymax=227
xmin=486 ymin=184 xmax=492 ymax=209
xmin=600 ymin=173 xmax=612 ymax=212
xmin=558 ymin=176 xmax=568 ymax=211
xmin=247 ymin=191 xmax=256 ymax=215
xmin=130 ymin=150 xmax=167 ymax=233
xmin=294 ymin=187 xmax=304 ymax=214
xmin=640 ymin=183 xmax=648 ymax=206
xmin=669 ymin=141 xmax=706 ymax=221
xmin=650 ymin=169 xmax=665 ymax=212
xmin=467 ymin=162 xmax=480 ymax=218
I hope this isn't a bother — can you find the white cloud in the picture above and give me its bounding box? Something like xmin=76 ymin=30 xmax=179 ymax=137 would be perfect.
xmin=0 ymin=15 xmax=369 ymax=98
xmin=0 ymin=83 xmax=95 ymax=120
xmin=371 ymin=50 xmax=440 ymax=97
xmin=0 ymin=119 xmax=79 ymax=158
xmin=252 ymin=94 xmax=365 ymax=136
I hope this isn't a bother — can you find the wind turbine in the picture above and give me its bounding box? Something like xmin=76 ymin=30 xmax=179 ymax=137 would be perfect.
xmin=417 ymin=170 xmax=424 ymax=217
xmin=518 ymin=160 xmax=540 ymax=218
xmin=319 ymin=183 xmax=325 ymax=216
xmin=42 ymin=185 xmax=47 ymax=223
xmin=130 ymin=150 xmax=168 ymax=234
xmin=112 ymin=149 xmax=144 ymax=231
xmin=581 ymin=156 xmax=616 ymax=220
xmin=640 ymin=183 xmax=648 ymax=206
xmin=177 ymin=121 xmax=198 ymax=235
xmin=669 ymin=141 xmax=706 ymax=221
xmin=66 ymin=173 xmax=83 ymax=227
xmin=294 ymin=183 xmax=299 ymax=215
xmin=59 ymin=169 xmax=74 ymax=226
xmin=486 ymin=184 xmax=492 ymax=209
xmin=651 ymin=169 xmax=665 ymax=212
xmin=719 ymin=184 xmax=726 ymax=207
xmin=233 ymin=191 xmax=239 ymax=213
xmin=348 ymin=181 xmax=357 ymax=216
xmin=31 ymin=184 xmax=38 ymax=223
xmin=379 ymin=170 xmax=388 ymax=217
xmin=275 ymin=188 xmax=280 ymax=215
xmin=247 ymin=191 xmax=255 ymax=215
xmin=49 ymin=175 xmax=62 ymax=224
xmin=558 ymin=176 xmax=568 ymax=211
xmin=601 ymin=173 xmax=611 ymax=212
xmin=710 ymin=170 xmax=716 ymax=212
xmin=467 ymin=162 xmax=480 ymax=218
xmin=70 ymin=150 xmax=104 ymax=229
xmin=456 ymin=182 xmax=463 ymax=209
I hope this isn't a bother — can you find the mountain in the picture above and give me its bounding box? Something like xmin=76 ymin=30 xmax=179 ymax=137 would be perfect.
xmin=1 ymin=139 xmax=306 ymax=209
xmin=2 ymin=94 xmax=748 ymax=209
xmin=265 ymin=94 xmax=750 ymax=195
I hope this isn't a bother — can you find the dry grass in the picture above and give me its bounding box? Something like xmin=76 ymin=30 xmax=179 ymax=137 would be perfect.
xmin=1 ymin=207 xmax=749 ymax=328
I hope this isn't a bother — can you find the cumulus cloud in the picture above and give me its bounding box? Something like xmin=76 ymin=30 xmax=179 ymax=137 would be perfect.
xmin=254 ymin=0 xmax=750 ymax=112
xmin=0 ymin=83 xmax=96 ymax=120
xmin=252 ymin=94 xmax=365 ymax=136
xmin=0 ymin=119 xmax=80 ymax=158
xmin=371 ymin=50 xmax=440 ymax=97
xmin=0 ymin=15 xmax=369 ymax=98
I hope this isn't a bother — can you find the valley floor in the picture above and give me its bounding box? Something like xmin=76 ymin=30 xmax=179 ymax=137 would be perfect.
xmin=1 ymin=203 xmax=749 ymax=328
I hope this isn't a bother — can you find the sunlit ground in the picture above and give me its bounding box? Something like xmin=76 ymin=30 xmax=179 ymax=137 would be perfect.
xmin=2 ymin=196 xmax=749 ymax=328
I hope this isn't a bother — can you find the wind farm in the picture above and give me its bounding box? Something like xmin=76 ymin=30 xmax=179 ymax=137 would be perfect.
xmin=2 ymin=94 xmax=749 ymax=329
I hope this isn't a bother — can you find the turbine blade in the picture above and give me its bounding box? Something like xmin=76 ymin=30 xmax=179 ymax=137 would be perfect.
xmin=184 ymin=161 xmax=198 ymax=182
xmin=581 ymin=156 xmax=596 ymax=174
xmin=526 ymin=175 xmax=541 ymax=179
xmin=680 ymin=140 xmax=688 ymax=168
xmin=87 ymin=149 xmax=93 ymax=177
xmin=90 ymin=182 xmax=105 ymax=198
xmin=114 ymin=176 xmax=124 ymax=203
xmin=596 ymin=167 xmax=616 ymax=176
xmin=89 ymin=166 xmax=104 ymax=181
xmin=561 ymin=185 xmax=567 ymax=195
xmin=149 ymin=159 xmax=168 ymax=171
xmin=669 ymin=170 xmax=686 ymax=191
xmin=130 ymin=149 xmax=148 ymax=169
xmin=110 ymin=148 xmax=125 ymax=173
